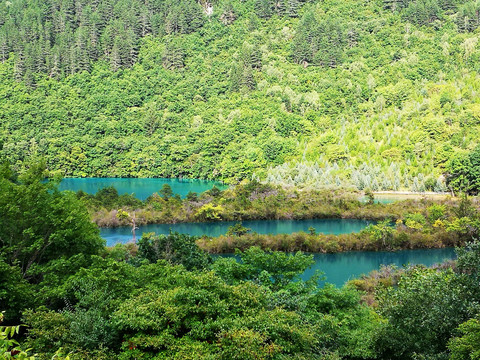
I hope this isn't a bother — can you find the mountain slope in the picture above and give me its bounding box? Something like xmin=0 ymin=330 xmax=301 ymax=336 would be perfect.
xmin=1 ymin=0 xmax=479 ymax=190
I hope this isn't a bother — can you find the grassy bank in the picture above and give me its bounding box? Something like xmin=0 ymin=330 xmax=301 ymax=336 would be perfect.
xmin=81 ymin=180 xmax=478 ymax=227
xmin=196 ymin=228 xmax=462 ymax=254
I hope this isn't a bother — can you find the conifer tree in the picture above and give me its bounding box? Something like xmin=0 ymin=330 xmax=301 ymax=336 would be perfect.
xmin=162 ymin=39 xmax=185 ymax=70
xmin=287 ymin=0 xmax=300 ymax=17
xmin=255 ymin=0 xmax=273 ymax=18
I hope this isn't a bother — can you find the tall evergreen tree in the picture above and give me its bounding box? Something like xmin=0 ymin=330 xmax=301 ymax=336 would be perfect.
xmin=287 ymin=0 xmax=300 ymax=17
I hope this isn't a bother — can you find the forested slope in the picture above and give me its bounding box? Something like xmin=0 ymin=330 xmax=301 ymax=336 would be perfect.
xmin=1 ymin=0 xmax=480 ymax=191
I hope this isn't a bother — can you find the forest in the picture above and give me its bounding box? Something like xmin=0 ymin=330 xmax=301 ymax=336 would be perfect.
xmin=1 ymin=0 xmax=480 ymax=192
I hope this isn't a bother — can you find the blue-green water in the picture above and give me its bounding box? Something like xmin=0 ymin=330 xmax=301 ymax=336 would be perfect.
xmin=59 ymin=178 xmax=227 ymax=200
xmin=100 ymin=218 xmax=373 ymax=246
xmin=302 ymin=248 xmax=456 ymax=286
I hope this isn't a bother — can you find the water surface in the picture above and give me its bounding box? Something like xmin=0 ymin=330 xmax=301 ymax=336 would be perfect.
xmin=101 ymin=218 xmax=373 ymax=246
xmin=302 ymin=248 xmax=456 ymax=286
xmin=60 ymin=177 xmax=227 ymax=200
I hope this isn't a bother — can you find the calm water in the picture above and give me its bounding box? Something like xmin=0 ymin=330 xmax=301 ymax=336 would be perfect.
xmin=100 ymin=218 xmax=373 ymax=246
xmin=59 ymin=178 xmax=227 ymax=200
xmin=302 ymin=248 xmax=456 ymax=286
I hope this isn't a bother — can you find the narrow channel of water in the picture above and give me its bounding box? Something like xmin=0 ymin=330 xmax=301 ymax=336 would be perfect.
xmin=100 ymin=218 xmax=374 ymax=246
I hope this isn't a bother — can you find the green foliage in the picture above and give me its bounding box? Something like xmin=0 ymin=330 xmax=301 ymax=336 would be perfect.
xmin=448 ymin=317 xmax=480 ymax=360
xmin=195 ymin=203 xmax=224 ymax=221
xmin=0 ymin=259 xmax=35 ymax=323
xmin=0 ymin=162 xmax=104 ymax=278
xmin=159 ymin=184 xmax=174 ymax=200
xmin=226 ymin=222 xmax=251 ymax=236
xmin=185 ymin=191 xmax=198 ymax=202
xmin=447 ymin=145 xmax=480 ymax=195
xmin=212 ymin=246 xmax=314 ymax=290
xmin=293 ymin=11 xmax=346 ymax=67
xmin=363 ymin=219 xmax=395 ymax=247
xmin=137 ymin=232 xmax=212 ymax=270
xmin=404 ymin=212 xmax=427 ymax=230
xmin=428 ymin=203 xmax=446 ymax=222
xmin=376 ymin=265 xmax=480 ymax=359
xmin=0 ymin=313 xmax=35 ymax=360
xmin=365 ymin=188 xmax=375 ymax=205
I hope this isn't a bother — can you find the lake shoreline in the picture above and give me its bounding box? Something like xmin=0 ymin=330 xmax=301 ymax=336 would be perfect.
xmin=195 ymin=228 xmax=462 ymax=254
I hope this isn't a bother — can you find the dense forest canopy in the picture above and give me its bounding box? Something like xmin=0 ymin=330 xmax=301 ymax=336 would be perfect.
xmin=1 ymin=0 xmax=480 ymax=192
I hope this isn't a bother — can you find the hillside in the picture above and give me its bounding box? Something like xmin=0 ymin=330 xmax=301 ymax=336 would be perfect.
xmin=1 ymin=0 xmax=480 ymax=191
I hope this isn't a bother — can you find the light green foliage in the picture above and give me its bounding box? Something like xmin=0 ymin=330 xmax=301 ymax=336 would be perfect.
xmin=195 ymin=203 xmax=224 ymax=221
xmin=363 ymin=219 xmax=394 ymax=247
xmin=0 ymin=320 xmax=35 ymax=360
xmin=445 ymin=194 xmax=480 ymax=239
xmin=404 ymin=212 xmax=427 ymax=230
xmin=159 ymin=184 xmax=174 ymax=200
xmin=212 ymin=246 xmax=314 ymax=290
xmin=428 ymin=203 xmax=446 ymax=222
xmin=448 ymin=317 xmax=480 ymax=360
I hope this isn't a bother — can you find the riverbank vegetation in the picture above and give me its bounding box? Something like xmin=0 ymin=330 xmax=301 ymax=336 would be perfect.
xmin=2 ymin=165 xmax=480 ymax=359
xmin=78 ymin=179 xmax=480 ymax=227
xmin=195 ymin=190 xmax=480 ymax=253
xmin=2 ymin=0 xmax=480 ymax=192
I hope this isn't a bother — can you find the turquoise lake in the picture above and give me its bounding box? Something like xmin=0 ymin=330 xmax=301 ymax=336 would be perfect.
xmin=100 ymin=218 xmax=374 ymax=246
xmin=59 ymin=177 xmax=227 ymax=200
xmin=301 ymin=248 xmax=455 ymax=286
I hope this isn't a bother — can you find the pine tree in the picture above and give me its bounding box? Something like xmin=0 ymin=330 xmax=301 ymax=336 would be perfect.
xmin=251 ymin=47 xmax=262 ymax=70
xmin=292 ymin=10 xmax=316 ymax=64
xmin=0 ymin=29 xmax=8 ymax=63
xmin=220 ymin=1 xmax=237 ymax=25
xmin=140 ymin=12 xmax=151 ymax=36
xmin=287 ymin=0 xmax=299 ymax=18
xmin=241 ymin=65 xmax=256 ymax=90
xmin=163 ymin=39 xmax=184 ymax=70
xmin=110 ymin=41 xmax=121 ymax=71
xmin=255 ymin=0 xmax=273 ymax=18
xmin=274 ymin=0 xmax=286 ymax=16
xmin=347 ymin=28 xmax=358 ymax=48
xmin=14 ymin=50 xmax=25 ymax=81
xmin=456 ymin=1 xmax=480 ymax=32
xmin=229 ymin=62 xmax=243 ymax=91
